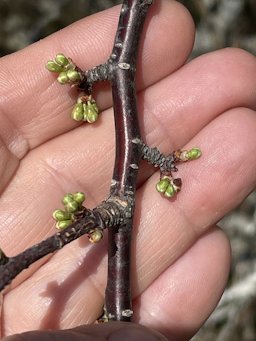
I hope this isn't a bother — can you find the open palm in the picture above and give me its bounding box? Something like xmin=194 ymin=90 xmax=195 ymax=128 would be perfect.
xmin=0 ymin=1 xmax=256 ymax=340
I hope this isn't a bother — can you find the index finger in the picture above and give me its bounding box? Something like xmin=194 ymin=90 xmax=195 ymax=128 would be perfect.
xmin=0 ymin=0 xmax=194 ymax=153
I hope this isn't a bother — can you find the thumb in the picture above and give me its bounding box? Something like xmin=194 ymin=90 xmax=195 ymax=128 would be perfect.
xmin=2 ymin=322 xmax=168 ymax=341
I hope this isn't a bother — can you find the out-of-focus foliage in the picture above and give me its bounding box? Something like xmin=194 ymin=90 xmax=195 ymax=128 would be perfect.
xmin=180 ymin=0 xmax=256 ymax=56
xmin=0 ymin=0 xmax=255 ymax=57
xmin=0 ymin=0 xmax=121 ymax=56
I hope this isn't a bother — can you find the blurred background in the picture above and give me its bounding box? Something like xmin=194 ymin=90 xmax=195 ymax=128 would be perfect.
xmin=0 ymin=0 xmax=255 ymax=340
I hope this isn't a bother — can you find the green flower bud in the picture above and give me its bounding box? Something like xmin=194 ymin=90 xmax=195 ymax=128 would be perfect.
xmin=57 ymin=71 xmax=69 ymax=84
xmin=55 ymin=53 xmax=69 ymax=67
xmin=73 ymin=192 xmax=85 ymax=204
xmin=56 ymin=220 xmax=73 ymax=230
xmin=82 ymin=103 xmax=89 ymax=121
xmin=86 ymin=105 xmax=99 ymax=123
xmin=156 ymin=177 xmax=170 ymax=193
xmin=45 ymin=60 xmax=63 ymax=73
xmin=62 ymin=193 xmax=75 ymax=205
xmin=52 ymin=209 xmax=71 ymax=221
xmin=71 ymin=103 xmax=84 ymax=121
xmin=186 ymin=148 xmax=202 ymax=160
xmin=92 ymin=102 xmax=99 ymax=114
xmin=67 ymin=69 xmax=81 ymax=82
xmin=65 ymin=200 xmax=79 ymax=213
xmin=164 ymin=184 xmax=176 ymax=198
xmin=89 ymin=229 xmax=104 ymax=243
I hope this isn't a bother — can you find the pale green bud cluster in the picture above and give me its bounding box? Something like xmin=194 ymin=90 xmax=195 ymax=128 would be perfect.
xmin=156 ymin=147 xmax=201 ymax=199
xmin=71 ymin=96 xmax=99 ymax=123
xmin=46 ymin=54 xmax=100 ymax=124
xmin=156 ymin=176 xmax=181 ymax=198
xmin=52 ymin=192 xmax=86 ymax=229
xmin=46 ymin=53 xmax=82 ymax=85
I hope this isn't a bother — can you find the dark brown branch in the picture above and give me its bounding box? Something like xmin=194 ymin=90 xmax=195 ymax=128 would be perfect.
xmin=105 ymin=0 xmax=153 ymax=321
xmin=141 ymin=142 xmax=179 ymax=174
xmin=0 ymin=198 xmax=128 ymax=292
xmin=79 ymin=63 xmax=112 ymax=93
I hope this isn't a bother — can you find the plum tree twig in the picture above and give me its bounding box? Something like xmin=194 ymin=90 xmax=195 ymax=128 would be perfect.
xmin=0 ymin=0 xmax=201 ymax=322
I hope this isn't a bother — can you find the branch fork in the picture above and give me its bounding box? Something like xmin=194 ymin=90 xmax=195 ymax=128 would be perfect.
xmin=0 ymin=0 xmax=201 ymax=324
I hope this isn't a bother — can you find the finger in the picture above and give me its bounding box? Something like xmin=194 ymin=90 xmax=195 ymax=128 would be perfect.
xmin=134 ymin=227 xmax=231 ymax=341
xmin=132 ymin=107 xmax=256 ymax=295
xmin=138 ymin=48 xmax=256 ymax=153
xmin=3 ymin=107 xmax=256 ymax=334
xmin=1 ymin=48 xmax=256 ymax=254
xmin=0 ymin=0 xmax=194 ymax=153
xmin=2 ymin=322 xmax=168 ymax=341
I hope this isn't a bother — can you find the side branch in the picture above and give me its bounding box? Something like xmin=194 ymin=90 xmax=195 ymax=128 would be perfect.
xmin=80 ymin=63 xmax=112 ymax=93
xmin=141 ymin=142 xmax=178 ymax=174
xmin=0 ymin=198 xmax=128 ymax=292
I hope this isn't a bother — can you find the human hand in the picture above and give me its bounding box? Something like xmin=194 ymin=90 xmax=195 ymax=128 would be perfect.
xmin=0 ymin=1 xmax=256 ymax=340
xmin=2 ymin=322 xmax=168 ymax=341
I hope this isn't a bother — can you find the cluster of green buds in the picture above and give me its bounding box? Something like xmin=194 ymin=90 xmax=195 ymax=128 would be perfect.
xmin=46 ymin=53 xmax=82 ymax=85
xmin=175 ymin=147 xmax=202 ymax=162
xmin=71 ymin=95 xmax=99 ymax=123
xmin=46 ymin=54 xmax=100 ymax=123
xmin=52 ymin=192 xmax=85 ymax=229
xmin=156 ymin=176 xmax=182 ymax=198
xmin=156 ymin=147 xmax=202 ymax=199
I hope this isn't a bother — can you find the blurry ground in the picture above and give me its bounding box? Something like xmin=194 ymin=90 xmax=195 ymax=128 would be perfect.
xmin=0 ymin=0 xmax=255 ymax=340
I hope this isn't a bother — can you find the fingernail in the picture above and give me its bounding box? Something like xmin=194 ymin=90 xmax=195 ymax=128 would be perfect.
xmin=109 ymin=326 xmax=167 ymax=341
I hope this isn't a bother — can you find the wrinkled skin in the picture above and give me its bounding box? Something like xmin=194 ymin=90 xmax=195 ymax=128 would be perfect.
xmin=0 ymin=1 xmax=256 ymax=340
